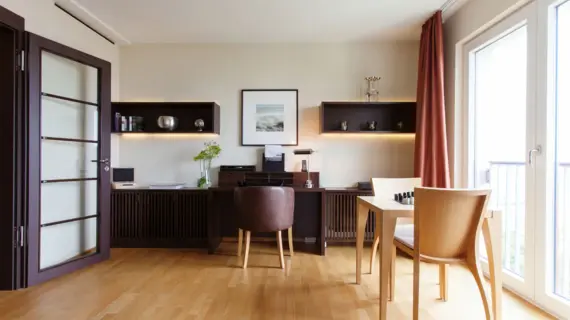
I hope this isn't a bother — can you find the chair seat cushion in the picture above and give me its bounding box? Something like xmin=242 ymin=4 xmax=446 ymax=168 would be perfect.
xmin=394 ymin=224 xmax=414 ymax=248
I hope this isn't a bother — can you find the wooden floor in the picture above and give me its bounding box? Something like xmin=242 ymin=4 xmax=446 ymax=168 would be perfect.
xmin=0 ymin=244 xmax=554 ymax=320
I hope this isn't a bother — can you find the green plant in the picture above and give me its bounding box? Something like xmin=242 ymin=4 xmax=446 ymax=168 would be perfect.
xmin=194 ymin=141 xmax=221 ymax=188
xmin=193 ymin=141 xmax=221 ymax=162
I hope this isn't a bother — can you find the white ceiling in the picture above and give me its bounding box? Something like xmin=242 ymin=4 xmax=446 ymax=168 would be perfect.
xmin=56 ymin=0 xmax=466 ymax=45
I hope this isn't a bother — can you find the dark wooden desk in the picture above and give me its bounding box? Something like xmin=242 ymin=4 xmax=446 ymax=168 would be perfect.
xmin=208 ymin=187 xmax=326 ymax=255
xmin=109 ymin=185 xmax=374 ymax=256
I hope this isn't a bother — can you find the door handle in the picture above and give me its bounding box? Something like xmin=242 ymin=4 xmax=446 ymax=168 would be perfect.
xmin=91 ymin=158 xmax=110 ymax=165
xmin=528 ymin=146 xmax=542 ymax=166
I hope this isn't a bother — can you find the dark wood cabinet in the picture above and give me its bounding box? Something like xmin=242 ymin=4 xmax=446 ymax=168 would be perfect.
xmin=320 ymin=101 xmax=416 ymax=134
xmin=111 ymin=101 xmax=220 ymax=134
xmin=110 ymin=187 xmax=377 ymax=254
xmin=111 ymin=190 xmax=209 ymax=248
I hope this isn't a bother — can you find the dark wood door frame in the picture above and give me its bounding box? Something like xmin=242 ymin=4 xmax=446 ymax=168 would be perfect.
xmin=0 ymin=5 xmax=24 ymax=291
xmin=26 ymin=33 xmax=111 ymax=286
xmin=0 ymin=5 xmax=24 ymax=30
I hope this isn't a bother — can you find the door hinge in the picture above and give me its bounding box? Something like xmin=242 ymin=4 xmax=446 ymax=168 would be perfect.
xmin=18 ymin=226 xmax=25 ymax=247
xmin=17 ymin=50 xmax=25 ymax=71
xmin=485 ymin=169 xmax=491 ymax=184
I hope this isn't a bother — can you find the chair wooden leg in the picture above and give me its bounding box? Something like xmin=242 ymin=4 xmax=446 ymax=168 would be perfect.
xmin=439 ymin=264 xmax=449 ymax=301
xmin=237 ymin=229 xmax=243 ymax=257
xmin=243 ymin=231 xmax=251 ymax=269
xmin=390 ymin=244 xmax=396 ymax=301
xmin=277 ymin=231 xmax=285 ymax=269
xmin=288 ymin=227 xmax=294 ymax=257
xmin=413 ymin=253 xmax=420 ymax=320
xmin=467 ymin=255 xmax=491 ymax=320
xmin=369 ymin=231 xmax=380 ymax=274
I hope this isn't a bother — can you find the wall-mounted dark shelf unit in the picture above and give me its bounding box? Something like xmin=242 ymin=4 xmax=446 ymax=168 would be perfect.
xmin=111 ymin=102 xmax=220 ymax=134
xmin=320 ymin=101 xmax=416 ymax=134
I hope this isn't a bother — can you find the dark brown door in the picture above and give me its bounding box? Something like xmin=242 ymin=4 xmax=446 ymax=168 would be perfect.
xmin=0 ymin=5 xmax=25 ymax=291
xmin=26 ymin=33 xmax=111 ymax=286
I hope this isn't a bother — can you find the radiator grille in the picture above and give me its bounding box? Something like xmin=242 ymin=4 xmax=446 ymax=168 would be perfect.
xmin=325 ymin=192 xmax=375 ymax=243
xmin=111 ymin=190 xmax=209 ymax=247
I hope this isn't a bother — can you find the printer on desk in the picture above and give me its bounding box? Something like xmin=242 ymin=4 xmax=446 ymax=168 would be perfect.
xmin=262 ymin=145 xmax=285 ymax=172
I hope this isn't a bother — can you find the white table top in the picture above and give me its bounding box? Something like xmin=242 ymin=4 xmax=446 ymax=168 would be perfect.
xmin=357 ymin=196 xmax=414 ymax=212
xmin=358 ymin=195 xmax=500 ymax=219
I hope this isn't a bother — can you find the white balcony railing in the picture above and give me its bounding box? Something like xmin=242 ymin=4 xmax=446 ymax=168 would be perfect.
xmin=488 ymin=161 xmax=570 ymax=301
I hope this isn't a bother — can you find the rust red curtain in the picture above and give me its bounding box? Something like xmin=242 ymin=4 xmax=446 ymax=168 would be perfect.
xmin=414 ymin=11 xmax=450 ymax=188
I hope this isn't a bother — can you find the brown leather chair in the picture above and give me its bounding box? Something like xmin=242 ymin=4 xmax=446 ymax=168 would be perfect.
xmin=235 ymin=187 xmax=295 ymax=269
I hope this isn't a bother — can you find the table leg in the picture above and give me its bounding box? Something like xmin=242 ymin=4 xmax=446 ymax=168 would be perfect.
xmin=482 ymin=211 xmax=503 ymax=320
xmin=378 ymin=213 xmax=397 ymax=320
xmin=356 ymin=203 xmax=369 ymax=285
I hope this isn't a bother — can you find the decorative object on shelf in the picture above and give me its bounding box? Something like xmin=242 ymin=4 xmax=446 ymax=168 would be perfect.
xmin=120 ymin=116 xmax=128 ymax=131
xmin=193 ymin=141 xmax=221 ymax=188
xmin=293 ymin=149 xmax=315 ymax=188
xmin=157 ymin=115 xmax=179 ymax=131
xmin=364 ymin=76 xmax=381 ymax=102
xmin=367 ymin=120 xmax=377 ymax=131
xmin=340 ymin=121 xmax=348 ymax=131
xmin=120 ymin=116 xmax=144 ymax=132
xmin=131 ymin=116 xmax=144 ymax=131
xmin=114 ymin=112 xmax=122 ymax=132
xmin=241 ymin=89 xmax=298 ymax=146
xmin=194 ymin=118 xmax=205 ymax=132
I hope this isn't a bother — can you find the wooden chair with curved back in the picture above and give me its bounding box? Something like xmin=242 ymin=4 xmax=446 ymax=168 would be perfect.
xmin=396 ymin=187 xmax=492 ymax=320
xmin=370 ymin=178 xmax=426 ymax=300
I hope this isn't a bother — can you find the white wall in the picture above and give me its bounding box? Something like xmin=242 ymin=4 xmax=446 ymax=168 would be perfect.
xmin=0 ymin=0 xmax=121 ymax=165
xmin=443 ymin=0 xmax=529 ymax=186
xmin=119 ymin=43 xmax=419 ymax=187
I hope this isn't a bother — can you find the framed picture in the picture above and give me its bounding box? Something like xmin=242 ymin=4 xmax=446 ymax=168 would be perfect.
xmin=241 ymin=89 xmax=299 ymax=146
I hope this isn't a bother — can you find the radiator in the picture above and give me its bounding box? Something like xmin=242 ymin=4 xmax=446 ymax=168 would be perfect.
xmin=325 ymin=191 xmax=375 ymax=243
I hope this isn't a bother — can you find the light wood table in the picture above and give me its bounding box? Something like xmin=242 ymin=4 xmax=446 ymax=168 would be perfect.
xmin=356 ymin=196 xmax=503 ymax=320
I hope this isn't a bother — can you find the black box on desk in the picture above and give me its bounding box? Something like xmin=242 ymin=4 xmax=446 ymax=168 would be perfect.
xmin=262 ymin=153 xmax=285 ymax=172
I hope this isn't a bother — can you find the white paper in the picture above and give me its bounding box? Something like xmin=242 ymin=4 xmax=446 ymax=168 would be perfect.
xmin=265 ymin=145 xmax=283 ymax=161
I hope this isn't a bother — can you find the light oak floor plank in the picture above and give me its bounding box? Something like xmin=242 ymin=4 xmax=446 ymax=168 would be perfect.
xmin=0 ymin=244 xmax=555 ymax=320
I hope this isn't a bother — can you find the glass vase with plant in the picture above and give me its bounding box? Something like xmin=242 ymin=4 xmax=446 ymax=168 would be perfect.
xmin=193 ymin=141 xmax=221 ymax=188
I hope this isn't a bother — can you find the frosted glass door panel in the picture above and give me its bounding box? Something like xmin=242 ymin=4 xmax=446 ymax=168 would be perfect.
xmin=41 ymin=51 xmax=98 ymax=104
xmin=41 ymin=96 xmax=98 ymax=141
xmin=39 ymin=49 xmax=101 ymax=271
xmin=40 ymin=217 xmax=98 ymax=269
xmin=41 ymin=140 xmax=97 ymax=180
xmin=41 ymin=181 xmax=97 ymax=225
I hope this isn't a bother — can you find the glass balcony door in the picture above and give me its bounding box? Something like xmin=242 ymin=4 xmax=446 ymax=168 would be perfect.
xmin=464 ymin=2 xmax=538 ymax=298
xmin=464 ymin=0 xmax=570 ymax=316
xmin=535 ymin=0 xmax=570 ymax=316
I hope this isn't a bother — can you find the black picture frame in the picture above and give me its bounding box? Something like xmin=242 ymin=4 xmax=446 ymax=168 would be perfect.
xmin=240 ymin=89 xmax=299 ymax=146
